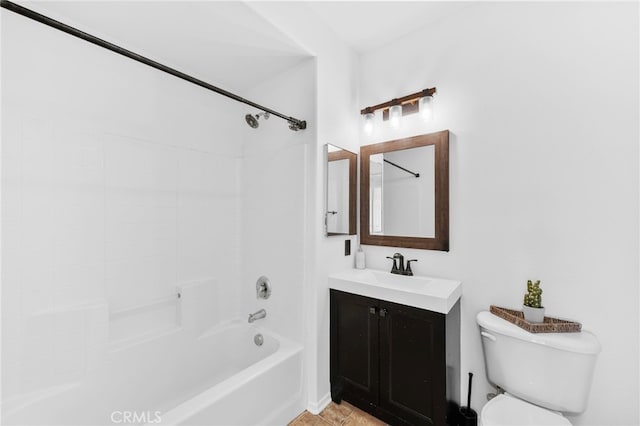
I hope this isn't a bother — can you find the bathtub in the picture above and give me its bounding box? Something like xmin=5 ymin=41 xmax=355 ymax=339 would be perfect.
xmin=156 ymin=322 xmax=304 ymax=426
xmin=2 ymin=319 xmax=304 ymax=426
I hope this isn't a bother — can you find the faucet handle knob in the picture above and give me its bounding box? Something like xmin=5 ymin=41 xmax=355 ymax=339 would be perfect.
xmin=405 ymin=259 xmax=418 ymax=276
xmin=256 ymin=276 xmax=271 ymax=299
xmin=386 ymin=256 xmax=399 ymax=273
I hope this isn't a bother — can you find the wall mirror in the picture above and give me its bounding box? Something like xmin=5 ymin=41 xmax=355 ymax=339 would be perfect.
xmin=360 ymin=130 xmax=449 ymax=250
xmin=325 ymin=144 xmax=357 ymax=236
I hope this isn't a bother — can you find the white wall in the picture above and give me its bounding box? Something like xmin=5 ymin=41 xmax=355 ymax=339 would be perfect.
xmin=359 ymin=3 xmax=638 ymax=425
xmin=1 ymin=9 xmax=244 ymax=398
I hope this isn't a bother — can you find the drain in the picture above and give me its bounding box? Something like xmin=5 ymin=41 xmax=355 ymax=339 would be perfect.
xmin=254 ymin=333 xmax=264 ymax=346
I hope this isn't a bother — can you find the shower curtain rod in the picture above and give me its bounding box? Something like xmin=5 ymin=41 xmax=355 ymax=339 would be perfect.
xmin=0 ymin=0 xmax=307 ymax=131
xmin=384 ymin=159 xmax=420 ymax=178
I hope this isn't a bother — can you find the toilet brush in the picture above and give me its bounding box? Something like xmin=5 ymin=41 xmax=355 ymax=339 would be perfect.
xmin=467 ymin=372 xmax=472 ymax=413
xmin=458 ymin=372 xmax=477 ymax=426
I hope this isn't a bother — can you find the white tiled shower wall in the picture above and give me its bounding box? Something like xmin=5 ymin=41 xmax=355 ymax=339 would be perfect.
xmin=240 ymin=57 xmax=315 ymax=346
xmin=1 ymin=11 xmax=245 ymax=398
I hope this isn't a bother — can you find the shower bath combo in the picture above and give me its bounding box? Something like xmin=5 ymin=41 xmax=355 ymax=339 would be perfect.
xmin=1 ymin=1 xmax=308 ymax=425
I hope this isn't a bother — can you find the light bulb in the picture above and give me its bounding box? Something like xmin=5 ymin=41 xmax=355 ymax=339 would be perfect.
xmin=363 ymin=112 xmax=374 ymax=134
xmin=419 ymin=95 xmax=434 ymax=121
xmin=389 ymin=104 xmax=402 ymax=129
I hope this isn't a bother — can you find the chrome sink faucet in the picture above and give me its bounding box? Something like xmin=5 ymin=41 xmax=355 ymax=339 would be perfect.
xmin=386 ymin=253 xmax=418 ymax=276
xmin=248 ymin=308 xmax=266 ymax=323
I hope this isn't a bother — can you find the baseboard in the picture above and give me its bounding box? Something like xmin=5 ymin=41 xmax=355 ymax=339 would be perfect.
xmin=307 ymin=392 xmax=331 ymax=415
xmin=263 ymin=394 xmax=306 ymax=426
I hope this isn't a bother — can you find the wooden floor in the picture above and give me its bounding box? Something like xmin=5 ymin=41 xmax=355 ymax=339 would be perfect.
xmin=288 ymin=401 xmax=388 ymax=426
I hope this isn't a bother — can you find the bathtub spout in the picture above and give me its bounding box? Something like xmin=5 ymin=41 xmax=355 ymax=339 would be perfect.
xmin=248 ymin=309 xmax=266 ymax=323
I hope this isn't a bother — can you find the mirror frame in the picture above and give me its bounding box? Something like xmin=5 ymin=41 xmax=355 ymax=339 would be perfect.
xmin=360 ymin=130 xmax=449 ymax=251
xmin=326 ymin=145 xmax=357 ymax=236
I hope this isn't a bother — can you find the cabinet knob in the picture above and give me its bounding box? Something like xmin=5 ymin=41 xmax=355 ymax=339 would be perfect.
xmin=379 ymin=308 xmax=388 ymax=318
xmin=369 ymin=307 xmax=377 ymax=315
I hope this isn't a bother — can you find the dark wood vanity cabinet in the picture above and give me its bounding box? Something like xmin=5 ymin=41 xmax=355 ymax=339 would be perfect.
xmin=330 ymin=289 xmax=460 ymax=426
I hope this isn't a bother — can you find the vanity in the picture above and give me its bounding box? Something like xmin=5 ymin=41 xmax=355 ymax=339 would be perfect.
xmin=326 ymin=130 xmax=459 ymax=424
xmin=329 ymin=269 xmax=461 ymax=426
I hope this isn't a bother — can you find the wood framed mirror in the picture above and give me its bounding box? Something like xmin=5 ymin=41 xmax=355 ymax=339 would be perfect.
xmin=325 ymin=144 xmax=357 ymax=236
xmin=360 ymin=130 xmax=449 ymax=251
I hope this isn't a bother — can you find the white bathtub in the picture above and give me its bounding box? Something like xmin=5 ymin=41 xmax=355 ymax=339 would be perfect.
xmin=2 ymin=319 xmax=304 ymax=426
xmin=156 ymin=323 xmax=304 ymax=426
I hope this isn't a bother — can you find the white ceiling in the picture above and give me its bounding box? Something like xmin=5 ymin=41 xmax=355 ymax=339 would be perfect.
xmin=306 ymin=1 xmax=472 ymax=54
xmin=19 ymin=1 xmax=470 ymax=91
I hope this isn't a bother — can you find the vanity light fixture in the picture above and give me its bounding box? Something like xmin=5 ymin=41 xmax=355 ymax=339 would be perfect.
xmin=389 ymin=100 xmax=402 ymax=129
xmin=362 ymin=107 xmax=375 ymax=134
xmin=419 ymin=92 xmax=435 ymax=121
xmin=360 ymin=87 xmax=436 ymax=131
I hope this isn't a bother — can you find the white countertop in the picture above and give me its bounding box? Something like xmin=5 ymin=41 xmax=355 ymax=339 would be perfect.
xmin=328 ymin=268 xmax=462 ymax=314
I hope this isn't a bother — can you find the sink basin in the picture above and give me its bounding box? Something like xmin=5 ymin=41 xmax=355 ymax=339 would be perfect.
xmin=328 ymin=268 xmax=461 ymax=314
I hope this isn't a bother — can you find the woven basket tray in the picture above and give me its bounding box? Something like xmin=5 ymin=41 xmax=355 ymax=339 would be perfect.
xmin=490 ymin=305 xmax=582 ymax=333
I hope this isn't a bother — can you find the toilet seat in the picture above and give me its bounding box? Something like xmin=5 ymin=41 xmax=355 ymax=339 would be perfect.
xmin=480 ymin=394 xmax=572 ymax=426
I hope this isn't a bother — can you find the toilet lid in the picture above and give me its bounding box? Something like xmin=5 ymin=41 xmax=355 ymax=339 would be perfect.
xmin=481 ymin=394 xmax=572 ymax=426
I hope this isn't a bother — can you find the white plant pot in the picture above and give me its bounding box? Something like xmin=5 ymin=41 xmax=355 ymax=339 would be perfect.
xmin=522 ymin=305 xmax=545 ymax=323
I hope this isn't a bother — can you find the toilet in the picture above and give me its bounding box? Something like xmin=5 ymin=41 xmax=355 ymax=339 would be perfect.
xmin=476 ymin=311 xmax=601 ymax=426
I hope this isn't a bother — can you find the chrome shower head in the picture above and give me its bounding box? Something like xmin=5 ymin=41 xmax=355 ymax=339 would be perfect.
xmin=245 ymin=112 xmax=269 ymax=129
xmin=245 ymin=114 xmax=259 ymax=128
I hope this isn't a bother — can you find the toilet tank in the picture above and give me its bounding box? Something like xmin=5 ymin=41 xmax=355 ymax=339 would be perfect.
xmin=477 ymin=311 xmax=601 ymax=414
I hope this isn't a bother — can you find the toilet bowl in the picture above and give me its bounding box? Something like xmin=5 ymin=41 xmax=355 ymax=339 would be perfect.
xmin=480 ymin=394 xmax=571 ymax=426
xmin=476 ymin=311 xmax=600 ymax=426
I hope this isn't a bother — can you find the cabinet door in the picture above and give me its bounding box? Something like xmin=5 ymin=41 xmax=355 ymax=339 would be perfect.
xmin=379 ymin=300 xmax=446 ymax=426
xmin=330 ymin=290 xmax=380 ymax=406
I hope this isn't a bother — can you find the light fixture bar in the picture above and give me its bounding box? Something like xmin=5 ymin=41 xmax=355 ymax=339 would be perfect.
xmin=360 ymin=87 xmax=436 ymax=115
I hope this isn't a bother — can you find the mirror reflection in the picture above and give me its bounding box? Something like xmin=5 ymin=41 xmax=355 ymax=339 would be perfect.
xmin=360 ymin=130 xmax=449 ymax=251
xmin=369 ymin=145 xmax=435 ymax=238
xmin=326 ymin=144 xmax=357 ymax=236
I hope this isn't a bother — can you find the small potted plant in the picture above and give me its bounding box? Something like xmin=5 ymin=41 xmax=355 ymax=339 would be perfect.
xmin=522 ymin=280 xmax=545 ymax=323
